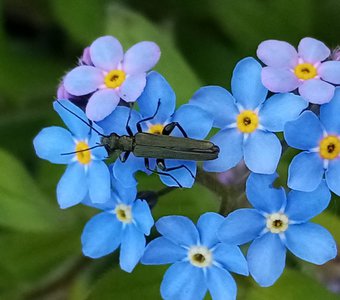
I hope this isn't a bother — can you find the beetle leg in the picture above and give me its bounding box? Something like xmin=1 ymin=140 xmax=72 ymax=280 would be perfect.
xmin=136 ymin=98 xmax=161 ymax=132
xmin=144 ymin=158 xmax=183 ymax=188
xmin=119 ymin=151 xmax=131 ymax=163
xmin=162 ymin=122 xmax=188 ymax=138
xmin=156 ymin=159 xmax=195 ymax=179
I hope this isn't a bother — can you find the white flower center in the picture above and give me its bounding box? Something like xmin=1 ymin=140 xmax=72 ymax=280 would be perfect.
xmin=266 ymin=213 xmax=289 ymax=233
xmin=188 ymin=246 xmax=213 ymax=268
xmin=115 ymin=204 xmax=132 ymax=223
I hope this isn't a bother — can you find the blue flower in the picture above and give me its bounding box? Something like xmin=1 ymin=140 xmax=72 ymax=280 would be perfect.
xmin=98 ymin=71 xmax=214 ymax=188
xmin=218 ymin=173 xmax=337 ymax=287
xmin=141 ymin=213 xmax=248 ymax=300
xmin=81 ymin=182 xmax=154 ymax=272
xmin=189 ymin=57 xmax=308 ymax=174
xmin=284 ymin=88 xmax=340 ymax=194
xmin=33 ymin=100 xmax=111 ymax=208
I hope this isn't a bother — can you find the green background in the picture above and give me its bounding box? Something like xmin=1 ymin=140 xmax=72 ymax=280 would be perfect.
xmin=0 ymin=0 xmax=339 ymax=299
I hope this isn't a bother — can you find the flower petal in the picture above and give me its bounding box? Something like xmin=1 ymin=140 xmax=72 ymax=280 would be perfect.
xmin=33 ymin=127 xmax=74 ymax=164
xmin=218 ymin=209 xmax=265 ymax=245
xmin=119 ymin=73 xmax=146 ymax=102
xmin=141 ymin=237 xmax=187 ymax=265
xmin=288 ymin=152 xmax=324 ymax=192
xmin=244 ymin=131 xmax=282 ymax=174
xmin=88 ymin=161 xmax=111 ymax=204
xmin=137 ymin=71 xmax=176 ymax=124
xmin=64 ymin=66 xmax=103 ymax=96
xmin=298 ymin=79 xmax=335 ymax=104
xmin=123 ymin=41 xmax=160 ymax=74
xmin=246 ymin=173 xmax=287 ymax=213
xmin=159 ymin=160 xmax=196 ymax=188
xmin=259 ymin=93 xmax=308 ymax=132
xmin=203 ymin=129 xmax=243 ymax=172
xmin=156 ymin=216 xmax=199 ymax=247
xmin=320 ymin=87 xmax=340 ymax=133
xmin=206 ymin=267 xmax=237 ymax=300
xmin=284 ymin=111 xmax=323 ymax=150
xmin=56 ymin=163 xmax=87 ymax=208
xmin=161 ymin=262 xmax=206 ymax=300
xmin=189 ymin=86 xmax=239 ymax=128
xmin=298 ymin=37 xmax=330 ymax=64
xmin=232 ymin=57 xmax=268 ymax=109
xmin=170 ymin=104 xmax=213 ymax=139
xmin=319 ymin=61 xmax=340 ymax=84
xmin=196 ymin=212 xmax=224 ymax=248
xmin=90 ymin=36 xmax=123 ymax=71
xmin=248 ymin=233 xmax=286 ymax=287
xmin=81 ymin=212 xmax=122 ymax=258
xmin=53 ymin=100 xmax=90 ymax=138
xmin=325 ymin=159 xmax=340 ymax=196
xmin=261 ymin=66 xmax=300 ymax=93
xmin=132 ymin=199 xmax=154 ymax=235
xmin=119 ymin=224 xmax=146 ymax=272
xmin=213 ymin=243 xmax=249 ymax=276
xmin=86 ymin=89 xmax=120 ymax=121
xmin=88 ymin=130 xmax=107 ymax=159
xmin=285 ymin=223 xmax=337 ymax=264
xmin=257 ymin=40 xmax=298 ymax=68
xmin=285 ymin=180 xmax=331 ymax=222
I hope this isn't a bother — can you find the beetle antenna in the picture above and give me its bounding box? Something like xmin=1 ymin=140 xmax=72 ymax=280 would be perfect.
xmin=56 ymin=100 xmax=106 ymax=137
xmin=60 ymin=144 xmax=105 ymax=156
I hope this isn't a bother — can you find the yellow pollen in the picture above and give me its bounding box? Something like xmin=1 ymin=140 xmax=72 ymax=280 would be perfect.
xmin=266 ymin=213 xmax=289 ymax=234
xmin=104 ymin=70 xmax=126 ymax=88
xmin=319 ymin=135 xmax=340 ymax=160
xmin=236 ymin=110 xmax=259 ymax=133
xmin=75 ymin=141 xmax=91 ymax=164
xmin=294 ymin=63 xmax=317 ymax=80
xmin=115 ymin=204 xmax=132 ymax=223
xmin=148 ymin=124 xmax=164 ymax=135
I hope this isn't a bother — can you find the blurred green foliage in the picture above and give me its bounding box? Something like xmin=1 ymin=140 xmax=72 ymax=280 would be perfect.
xmin=0 ymin=0 xmax=339 ymax=299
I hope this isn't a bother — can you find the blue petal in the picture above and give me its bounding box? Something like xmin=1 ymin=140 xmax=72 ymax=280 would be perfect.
xmin=189 ymin=86 xmax=239 ymax=128
xmin=244 ymin=130 xmax=281 ymax=174
xmin=119 ymin=224 xmax=146 ymax=272
xmin=119 ymin=73 xmax=146 ymax=102
xmin=247 ymin=233 xmax=286 ymax=287
xmin=33 ymin=127 xmax=74 ymax=164
xmin=288 ymin=152 xmax=324 ymax=192
xmin=160 ymin=262 xmax=207 ymax=300
xmin=320 ymin=87 xmax=340 ymax=134
xmin=156 ymin=216 xmax=199 ymax=247
xmin=246 ymin=173 xmax=287 ymax=213
xmin=81 ymin=212 xmax=122 ymax=258
xmin=218 ymin=209 xmax=265 ymax=245
xmin=197 ymin=212 xmax=224 ymax=248
xmin=88 ymin=161 xmax=111 ymax=204
xmin=285 ymin=180 xmax=331 ymax=222
xmin=203 ymin=129 xmax=243 ymax=172
xmin=141 ymin=237 xmax=187 ymax=265
xmin=137 ymin=71 xmax=176 ymax=124
xmin=132 ymin=199 xmax=154 ymax=235
xmin=231 ymin=57 xmax=268 ymax=109
xmin=206 ymin=267 xmax=237 ymax=300
xmin=170 ymin=104 xmax=213 ymax=139
xmin=259 ymin=93 xmax=308 ymax=132
xmin=319 ymin=61 xmax=340 ymax=84
xmin=113 ymin=178 xmax=138 ymax=204
xmin=159 ymin=160 xmax=196 ymax=188
xmin=284 ymin=111 xmax=323 ymax=150
xmin=285 ymin=223 xmax=337 ymax=265
xmin=97 ymin=106 xmax=142 ymax=136
xmin=56 ymin=163 xmax=87 ymax=209
xmin=88 ymin=131 xmax=107 ymax=160
xmin=326 ymin=159 xmax=340 ymax=196
xmin=213 ymin=243 xmax=249 ymax=276
xmin=53 ymin=100 xmax=90 ymax=139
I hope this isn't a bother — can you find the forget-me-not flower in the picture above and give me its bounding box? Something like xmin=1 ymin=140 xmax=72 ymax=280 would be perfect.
xmin=142 ymin=213 xmax=248 ymax=300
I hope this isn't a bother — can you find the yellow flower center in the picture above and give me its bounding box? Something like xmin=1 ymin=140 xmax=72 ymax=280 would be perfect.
xmin=75 ymin=141 xmax=91 ymax=165
xmin=104 ymin=70 xmax=126 ymax=89
xmin=319 ymin=135 xmax=340 ymax=160
xmin=148 ymin=124 xmax=164 ymax=135
xmin=188 ymin=246 xmax=212 ymax=268
xmin=266 ymin=213 xmax=289 ymax=234
xmin=294 ymin=63 xmax=317 ymax=80
xmin=236 ymin=110 xmax=259 ymax=133
xmin=115 ymin=204 xmax=132 ymax=223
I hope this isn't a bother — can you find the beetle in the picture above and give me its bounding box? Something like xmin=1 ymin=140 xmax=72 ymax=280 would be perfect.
xmin=57 ymin=100 xmax=219 ymax=187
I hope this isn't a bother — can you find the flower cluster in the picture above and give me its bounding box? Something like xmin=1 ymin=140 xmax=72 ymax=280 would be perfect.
xmin=33 ymin=35 xmax=339 ymax=299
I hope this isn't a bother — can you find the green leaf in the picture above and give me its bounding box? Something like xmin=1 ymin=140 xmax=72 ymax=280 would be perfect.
xmin=105 ymin=4 xmax=202 ymax=103
xmin=313 ymin=211 xmax=340 ymax=242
